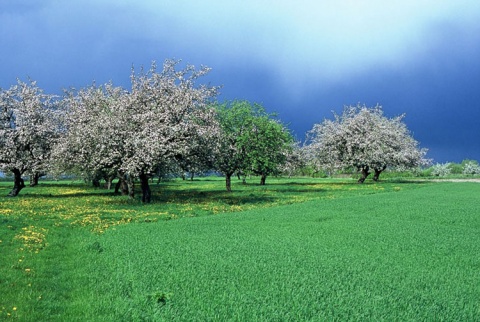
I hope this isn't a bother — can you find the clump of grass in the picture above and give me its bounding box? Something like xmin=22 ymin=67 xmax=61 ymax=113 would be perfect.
xmin=147 ymin=291 xmax=173 ymax=305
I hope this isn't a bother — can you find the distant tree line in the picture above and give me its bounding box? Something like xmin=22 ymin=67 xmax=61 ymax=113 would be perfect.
xmin=1 ymin=59 xmax=432 ymax=201
xmin=427 ymin=160 xmax=480 ymax=177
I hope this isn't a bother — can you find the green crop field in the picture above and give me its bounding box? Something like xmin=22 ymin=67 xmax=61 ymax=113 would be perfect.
xmin=1 ymin=177 xmax=479 ymax=321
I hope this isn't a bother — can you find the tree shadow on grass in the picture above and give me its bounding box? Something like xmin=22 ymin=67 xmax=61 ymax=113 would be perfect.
xmin=1 ymin=184 xmax=277 ymax=205
xmin=4 ymin=178 xmax=424 ymax=205
xmin=19 ymin=191 xmax=117 ymax=199
xmin=263 ymin=188 xmax=328 ymax=193
xmin=381 ymin=179 xmax=432 ymax=184
xmin=151 ymin=188 xmax=277 ymax=205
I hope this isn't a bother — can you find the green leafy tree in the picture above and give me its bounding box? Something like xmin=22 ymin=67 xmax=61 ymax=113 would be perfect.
xmin=447 ymin=162 xmax=463 ymax=174
xmin=214 ymin=101 xmax=253 ymax=192
xmin=242 ymin=109 xmax=293 ymax=185
xmin=214 ymin=100 xmax=293 ymax=191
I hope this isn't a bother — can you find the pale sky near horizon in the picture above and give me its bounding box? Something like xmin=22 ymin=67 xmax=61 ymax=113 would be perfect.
xmin=2 ymin=0 xmax=480 ymax=162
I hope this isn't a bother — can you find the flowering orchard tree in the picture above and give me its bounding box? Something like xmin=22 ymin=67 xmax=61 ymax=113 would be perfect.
xmin=462 ymin=160 xmax=480 ymax=176
xmin=301 ymin=143 xmax=331 ymax=177
xmin=278 ymin=142 xmax=306 ymax=178
xmin=53 ymin=83 xmax=128 ymax=188
xmin=127 ymin=60 xmax=219 ymax=202
xmin=175 ymin=131 xmax=217 ymax=180
xmin=430 ymin=163 xmax=451 ymax=177
xmin=0 ymin=80 xmax=61 ymax=196
xmin=56 ymin=59 xmax=219 ymax=202
xmin=306 ymin=104 xmax=429 ymax=183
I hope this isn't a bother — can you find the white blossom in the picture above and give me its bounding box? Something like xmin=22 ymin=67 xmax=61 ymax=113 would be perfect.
xmin=305 ymin=104 xmax=430 ymax=182
xmin=54 ymin=59 xmax=219 ymax=202
xmin=0 ymin=79 xmax=61 ymax=195
xmin=463 ymin=161 xmax=480 ymax=176
xmin=431 ymin=163 xmax=451 ymax=177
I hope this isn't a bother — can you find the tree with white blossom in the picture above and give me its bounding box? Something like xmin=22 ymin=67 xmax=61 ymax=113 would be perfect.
xmin=127 ymin=60 xmax=219 ymax=202
xmin=53 ymin=83 xmax=128 ymax=190
xmin=430 ymin=163 xmax=451 ymax=177
xmin=56 ymin=59 xmax=219 ymax=202
xmin=0 ymin=79 xmax=61 ymax=196
xmin=176 ymin=135 xmax=217 ymax=181
xmin=462 ymin=160 xmax=480 ymax=176
xmin=279 ymin=141 xmax=306 ymax=178
xmin=306 ymin=104 xmax=429 ymax=183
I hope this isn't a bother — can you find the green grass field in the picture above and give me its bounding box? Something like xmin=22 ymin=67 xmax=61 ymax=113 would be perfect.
xmin=1 ymin=177 xmax=479 ymax=321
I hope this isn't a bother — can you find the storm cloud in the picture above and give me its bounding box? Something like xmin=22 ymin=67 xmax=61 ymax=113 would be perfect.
xmin=1 ymin=0 xmax=480 ymax=162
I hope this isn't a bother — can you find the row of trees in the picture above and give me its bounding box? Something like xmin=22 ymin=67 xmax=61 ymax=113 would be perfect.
xmin=429 ymin=160 xmax=480 ymax=177
xmin=1 ymin=59 xmax=430 ymax=202
xmin=0 ymin=60 xmax=293 ymax=201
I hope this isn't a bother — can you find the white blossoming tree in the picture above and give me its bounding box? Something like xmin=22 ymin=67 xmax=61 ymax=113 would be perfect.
xmin=462 ymin=160 xmax=480 ymax=176
xmin=278 ymin=141 xmax=306 ymax=178
xmin=306 ymin=104 xmax=430 ymax=183
xmin=53 ymin=83 xmax=128 ymax=189
xmin=0 ymin=80 xmax=61 ymax=196
xmin=127 ymin=60 xmax=219 ymax=202
xmin=430 ymin=163 xmax=451 ymax=177
xmin=56 ymin=59 xmax=219 ymax=202
xmin=175 ymin=133 xmax=217 ymax=180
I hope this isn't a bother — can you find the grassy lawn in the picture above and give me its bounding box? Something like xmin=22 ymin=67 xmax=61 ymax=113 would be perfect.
xmin=1 ymin=177 xmax=479 ymax=320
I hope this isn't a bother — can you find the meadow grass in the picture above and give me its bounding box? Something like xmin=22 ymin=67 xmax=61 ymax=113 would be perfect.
xmin=1 ymin=177 xmax=479 ymax=320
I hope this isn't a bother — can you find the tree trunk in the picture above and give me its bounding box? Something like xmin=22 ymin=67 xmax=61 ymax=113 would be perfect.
xmin=105 ymin=177 xmax=113 ymax=190
xmin=373 ymin=165 xmax=387 ymax=182
xmin=92 ymin=178 xmax=101 ymax=188
xmin=140 ymin=173 xmax=151 ymax=203
xmin=115 ymin=179 xmax=121 ymax=194
xmin=115 ymin=176 xmax=129 ymax=195
xmin=225 ymin=173 xmax=232 ymax=192
xmin=29 ymin=172 xmax=41 ymax=187
xmin=127 ymin=176 xmax=135 ymax=199
xmin=8 ymin=169 xmax=26 ymax=197
xmin=190 ymin=172 xmax=194 ymax=181
xmin=357 ymin=166 xmax=370 ymax=183
xmin=104 ymin=175 xmax=114 ymax=190
xmin=260 ymin=174 xmax=267 ymax=185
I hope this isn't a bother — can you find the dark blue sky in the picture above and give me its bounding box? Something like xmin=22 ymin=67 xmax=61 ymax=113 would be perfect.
xmin=1 ymin=1 xmax=480 ymax=162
